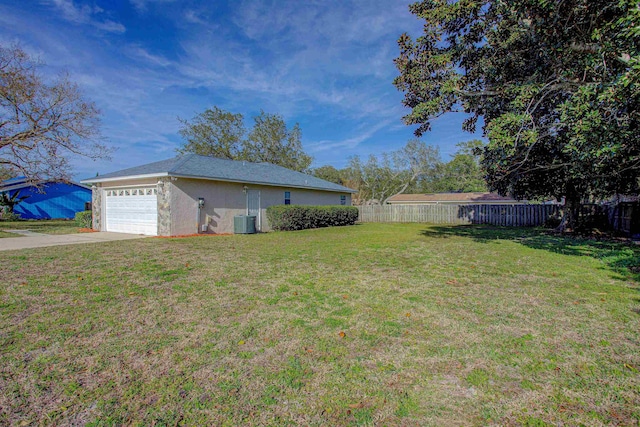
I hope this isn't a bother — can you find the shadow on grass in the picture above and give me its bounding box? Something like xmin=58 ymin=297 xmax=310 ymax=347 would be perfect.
xmin=421 ymin=225 xmax=640 ymax=284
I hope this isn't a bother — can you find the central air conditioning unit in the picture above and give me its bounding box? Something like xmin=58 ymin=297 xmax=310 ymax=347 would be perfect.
xmin=234 ymin=215 xmax=256 ymax=234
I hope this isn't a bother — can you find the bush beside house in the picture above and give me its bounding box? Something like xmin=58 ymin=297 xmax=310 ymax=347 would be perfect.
xmin=74 ymin=210 xmax=92 ymax=228
xmin=267 ymin=205 xmax=358 ymax=231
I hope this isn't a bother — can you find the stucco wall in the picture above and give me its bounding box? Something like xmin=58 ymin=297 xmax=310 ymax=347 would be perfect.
xmin=171 ymin=178 xmax=352 ymax=234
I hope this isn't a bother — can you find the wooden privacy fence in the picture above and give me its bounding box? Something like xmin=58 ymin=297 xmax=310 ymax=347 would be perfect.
xmin=611 ymin=202 xmax=639 ymax=235
xmin=357 ymin=204 xmax=560 ymax=227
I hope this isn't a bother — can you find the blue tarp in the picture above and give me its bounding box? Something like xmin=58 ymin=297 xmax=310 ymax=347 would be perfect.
xmin=7 ymin=182 xmax=91 ymax=220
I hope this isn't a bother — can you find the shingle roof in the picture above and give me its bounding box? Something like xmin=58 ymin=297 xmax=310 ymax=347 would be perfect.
xmin=0 ymin=176 xmax=89 ymax=192
xmin=81 ymin=154 xmax=357 ymax=193
xmin=387 ymin=192 xmax=521 ymax=203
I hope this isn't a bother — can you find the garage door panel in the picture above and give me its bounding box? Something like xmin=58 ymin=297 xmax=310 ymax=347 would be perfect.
xmin=105 ymin=188 xmax=158 ymax=235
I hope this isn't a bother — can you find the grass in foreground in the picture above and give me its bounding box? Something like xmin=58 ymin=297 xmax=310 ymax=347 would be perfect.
xmin=0 ymin=230 xmax=20 ymax=238
xmin=0 ymin=223 xmax=638 ymax=426
xmin=0 ymin=219 xmax=82 ymax=235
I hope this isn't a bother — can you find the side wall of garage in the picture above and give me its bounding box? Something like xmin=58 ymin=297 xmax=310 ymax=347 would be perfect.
xmin=170 ymin=178 xmax=352 ymax=235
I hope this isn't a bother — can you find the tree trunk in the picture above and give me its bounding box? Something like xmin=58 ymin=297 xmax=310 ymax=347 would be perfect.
xmin=556 ymin=191 xmax=581 ymax=233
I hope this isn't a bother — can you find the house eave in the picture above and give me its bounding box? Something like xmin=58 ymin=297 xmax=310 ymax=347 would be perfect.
xmin=82 ymin=171 xmax=357 ymax=194
xmin=168 ymin=173 xmax=358 ymax=194
xmin=80 ymin=172 xmax=169 ymax=185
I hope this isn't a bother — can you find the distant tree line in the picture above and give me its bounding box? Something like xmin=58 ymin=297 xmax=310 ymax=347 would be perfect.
xmin=311 ymin=139 xmax=487 ymax=205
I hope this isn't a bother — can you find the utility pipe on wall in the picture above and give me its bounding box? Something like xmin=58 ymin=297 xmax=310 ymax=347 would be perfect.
xmin=197 ymin=197 xmax=205 ymax=233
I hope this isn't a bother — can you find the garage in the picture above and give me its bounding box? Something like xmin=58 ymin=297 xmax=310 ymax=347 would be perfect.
xmin=83 ymin=154 xmax=356 ymax=235
xmin=104 ymin=187 xmax=158 ymax=235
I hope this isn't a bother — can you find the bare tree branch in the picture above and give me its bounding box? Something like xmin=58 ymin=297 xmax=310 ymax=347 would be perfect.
xmin=0 ymin=44 xmax=109 ymax=183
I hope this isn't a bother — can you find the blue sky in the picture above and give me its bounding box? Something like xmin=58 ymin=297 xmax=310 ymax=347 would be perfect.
xmin=1 ymin=0 xmax=484 ymax=180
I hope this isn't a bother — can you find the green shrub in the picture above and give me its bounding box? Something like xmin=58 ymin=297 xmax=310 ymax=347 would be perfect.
xmin=75 ymin=210 xmax=92 ymax=228
xmin=266 ymin=205 xmax=359 ymax=231
xmin=0 ymin=207 xmax=21 ymax=221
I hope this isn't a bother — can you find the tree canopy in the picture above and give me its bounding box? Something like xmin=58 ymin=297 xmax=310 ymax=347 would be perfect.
xmin=178 ymin=108 xmax=312 ymax=172
xmin=244 ymin=111 xmax=312 ymax=172
xmin=394 ymin=0 xmax=639 ymax=230
xmin=178 ymin=107 xmax=245 ymax=160
xmin=311 ymin=139 xmax=487 ymax=203
xmin=311 ymin=165 xmax=344 ymax=185
xmin=0 ymin=44 xmax=108 ymax=183
xmin=421 ymin=140 xmax=487 ymax=193
xmin=346 ymin=139 xmax=440 ymax=204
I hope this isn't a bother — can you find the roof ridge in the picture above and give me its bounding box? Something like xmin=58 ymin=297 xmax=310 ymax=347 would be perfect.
xmin=201 ymin=154 xmax=271 ymax=166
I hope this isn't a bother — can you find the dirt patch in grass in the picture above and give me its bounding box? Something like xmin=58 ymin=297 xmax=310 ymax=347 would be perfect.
xmin=77 ymin=228 xmax=97 ymax=233
xmin=0 ymin=223 xmax=638 ymax=426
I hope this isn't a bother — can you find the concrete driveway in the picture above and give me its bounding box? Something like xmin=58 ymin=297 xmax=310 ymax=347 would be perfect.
xmin=0 ymin=231 xmax=149 ymax=251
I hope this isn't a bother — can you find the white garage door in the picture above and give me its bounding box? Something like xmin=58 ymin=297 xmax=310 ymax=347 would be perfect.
xmin=105 ymin=187 xmax=158 ymax=235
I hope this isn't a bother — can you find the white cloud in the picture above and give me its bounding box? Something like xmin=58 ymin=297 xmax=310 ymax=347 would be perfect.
xmin=308 ymin=118 xmax=397 ymax=152
xmin=183 ymin=9 xmax=208 ymax=25
xmin=170 ymin=2 xmax=414 ymax=122
xmin=124 ymin=45 xmax=173 ymax=67
xmin=47 ymin=0 xmax=125 ymax=33
xmin=129 ymin=0 xmax=177 ymax=13
xmin=156 ymin=0 xmax=421 ymax=124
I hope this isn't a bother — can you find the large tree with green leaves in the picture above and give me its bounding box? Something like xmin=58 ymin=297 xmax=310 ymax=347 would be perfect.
xmin=177 ymin=107 xmax=245 ymax=159
xmin=244 ymin=111 xmax=312 ymax=172
xmin=311 ymin=165 xmax=345 ymax=185
xmin=178 ymin=108 xmax=312 ymax=173
xmin=421 ymin=140 xmax=487 ymax=193
xmin=394 ymin=0 xmax=639 ymax=230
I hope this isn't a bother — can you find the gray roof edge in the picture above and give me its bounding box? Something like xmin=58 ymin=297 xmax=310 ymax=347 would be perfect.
xmin=80 ymin=172 xmax=169 ymax=184
xmin=80 ymin=156 xmax=182 ymax=182
xmin=0 ymin=180 xmax=91 ymax=192
xmin=261 ymin=163 xmax=357 ymax=193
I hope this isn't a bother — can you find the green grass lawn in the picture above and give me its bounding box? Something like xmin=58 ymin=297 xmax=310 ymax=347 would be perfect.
xmin=0 ymin=219 xmax=83 ymax=235
xmin=0 ymin=230 xmax=20 ymax=238
xmin=0 ymin=223 xmax=638 ymax=426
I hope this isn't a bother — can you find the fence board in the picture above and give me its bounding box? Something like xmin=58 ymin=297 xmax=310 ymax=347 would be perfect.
xmin=357 ymin=204 xmax=559 ymax=227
